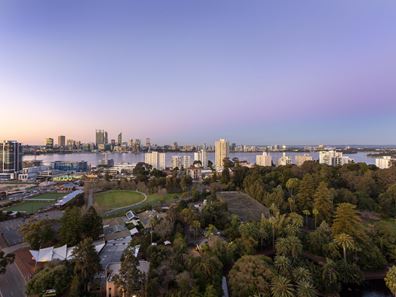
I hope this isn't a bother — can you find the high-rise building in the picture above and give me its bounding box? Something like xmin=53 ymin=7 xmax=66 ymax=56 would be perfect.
xmin=67 ymin=139 xmax=75 ymax=151
xmin=277 ymin=153 xmax=292 ymax=166
xmin=145 ymin=138 xmax=151 ymax=148
xmin=376 ymin=156 xmax=393 ymax=169
xmin=58 ymin=135 xmax=66 ymax=148
xmin=46 ymin=138 xmax=54 ymax=149
xmin=215 ymin=138 xmax=229 ymax=170
xmin=194 ymin=148 xmax=208 ymax=167
xmin=118 ymin=133 xmax=122 ymax=146
xmin=256 ymin=152 xmax=272 ymax=167
xmin=145 ymin=151 xmax=166 ymax=170
xmin=96 ymin=130 xmax=108 ymax=146
xmin=319 ymin=150 xmax=353 ymax=166
xmin=171 ymin=156 xmax=182 ymax=169
xmin=0 ymin=141 xmax=23 ymax=173
xmin=295 ymin=154 xmax=313 ymax=166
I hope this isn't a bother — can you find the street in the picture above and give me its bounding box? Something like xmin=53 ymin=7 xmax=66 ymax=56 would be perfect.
xmin=0 ymin=262 xmax=26 ymax=297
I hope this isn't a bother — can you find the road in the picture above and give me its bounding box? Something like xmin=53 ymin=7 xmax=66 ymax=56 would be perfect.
xmin=0 ymin=262 xmax=26 ymax=297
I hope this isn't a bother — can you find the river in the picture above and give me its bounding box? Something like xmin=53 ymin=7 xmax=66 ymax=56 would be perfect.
xmin=23 ymin=151 xmax=377 ymax=167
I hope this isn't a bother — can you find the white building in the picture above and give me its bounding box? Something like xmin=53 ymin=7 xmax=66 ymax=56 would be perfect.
xmin=194 ymin=148 xmax=208 ymax=167
xmin=319 ymin=150 xmax=353 ymax=166
xmin=376 ymin=156 xmax=393 ymax=169
xmin=171 ymin=155 xmax=191 ymax=169
xmin=18 ymin=165 xmax=50 ymax=182
xmin=256 ymin=152 xmax=272 ymax=167
xmin=215 ymin=138 xmax=229 ymax=171
xmin=144 ymin=151 xmax=166 ymax=170
xmin=277 ymin=152 xmax=292 ymax=166
xmin=295 ymin=154 xmax=313 ymax=166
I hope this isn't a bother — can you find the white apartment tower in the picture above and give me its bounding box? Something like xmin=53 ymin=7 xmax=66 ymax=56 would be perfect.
xmin=319 ymin=150 xmax=353 ymax=166
xmin=256 ymin=152 xmax=272 ymax=167
xmin=215 ymin=139 xmax=229 ymax=171
xmin=376 ymin=156 xmax=393 ymax=169
xmin=193 ymin=148 xmax=208 ymax=167
xmin=295 ymin=154 xmax=313 ymax=166
xmin=277 ymin=152 xmax=292 ymax=166
xmin=145 ymin=151 xmax=166 ymax=170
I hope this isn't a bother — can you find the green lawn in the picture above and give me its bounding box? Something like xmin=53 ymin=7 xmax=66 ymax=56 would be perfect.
xmin=95 ymin=190 xmax=145 ymax=211
xmin=3 ymin=200 xmax=54 ymax=214
xmin=28 ymin=192 xmax=65 ymax=201
xmin=146 ymin=193 xmax=178 ymax=203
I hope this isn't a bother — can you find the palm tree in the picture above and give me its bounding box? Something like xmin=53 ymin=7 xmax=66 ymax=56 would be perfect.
xmin=312 ymin=208 xmax=319 ymax=229
xmin=302 ymin=209 xmax=310 ymax=226
xmin=334 ymin=233 xmax=355 ymax=262
xmin=385 ymin=266 xmax=396 ymax=297
xmin=274 ymin=256 xmax=291 ymax=276
xmin=292 ymin=267 xmax=311 ymax=283
xmin=287 ymin=197 xmax=295 ymax=212
xmin=271 ymin=275 xmax=295 ymax=297
xmin=321 ymin=259 xmax=339 ymax=292
xmin=296 ymin=280 xmax=317 ymax=297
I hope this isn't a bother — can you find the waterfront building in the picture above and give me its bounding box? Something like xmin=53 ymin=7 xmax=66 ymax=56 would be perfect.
xmin=67 ymin=139 xmax=76 ymax=151
xmin=376 ymin=156 xmax=393 ymax=169
xmin=171 ymin=156 xmax=182 ymax=169
xmin=194 ymin=148 xmax=208 ymax=167
xmin=295 ymin=154 xmax=313 ymax=166
xmin=277 ymin=152 xmax=292 ymax=166
xmin=58 ymin=135 xmax=66 ymax=148
xmin=145 ymin=151 xmax=165 ymax=170
xmin=319 ymin=150 xmax=353 ymax=166
xmin=96 ymin=129 xmax=108 ymax=147
xmin=46 ymin=138 xmax=54 ymax=149
xmin=145 ymin=138 xmax=151 ymax=148
xmin=215 ymin=138 xmax=229 ymax=171
xmin=256 ymin=152 xmax=272 ymax=167
xmin=0 ymin=140 xmax=23 ymax=175
xmin=53 ymin=161 xmax=88 ymax=172
xmin=118 ymin=133 xmax=122 ymax=146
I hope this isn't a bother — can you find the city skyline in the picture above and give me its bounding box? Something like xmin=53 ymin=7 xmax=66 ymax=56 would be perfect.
xmin=1 ymin=0 xmax=396 ymax=145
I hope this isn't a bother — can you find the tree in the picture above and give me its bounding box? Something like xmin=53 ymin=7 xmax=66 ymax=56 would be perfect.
xmin=321 ymin=259 xmax=340 ymax=294
xmin=379 ymin=184 xmax=396 ymax=217
xmin=271 ymin=275 xmax=295 ymax=297
xmin=191 ymin=220 xmax=201 ymax=239
xmin=81 ymin=206 xmax=103 ymax=240
xmin=313 ymin=182 xmax=333 ymax=223
xmin=26 ymin=263 xmax=72 ymax=296
xmin=203 ymin=284 xmax=218 ymax=297
xmin=60 ymin=207 xmax=82 ymax=245
xmin=385 ymin=266 xmax=396 ymax=296
xmin=332 ymin=203 xmax=366 ymax=241
xmin=113 ymin=247 xmax=145 ymax=297
xmin=274 ymin=256 xmax=291 ymax=277
xmin=286 ymin=178 xmax=300 ymax=197
xmin=20 ymin=219 xmax=55 ymax=249
xmin=334 ymin=233 xmax=355 ymax=262
xmin=296 ymin=174 xmax=315 ymax=211
xmin=0 ymin=250 xmax=14 ymax=274
xmin=275 ymin=236 xmax=302 ymax=259
xmin=221 ymin=168 xmax=231 ymax=184
xmin=72 ymin=238 xmax=101 ymax=294
xmin=296 ymin=280 xmax=317 ymax=297
xmin=229 ymin=255 xmax=273 ymax=297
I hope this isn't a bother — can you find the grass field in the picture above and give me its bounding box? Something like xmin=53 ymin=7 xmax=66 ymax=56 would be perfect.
xmin=95 ymin=190 xmax=146 ymax=211
xmin=3 ymin=200 xmax=54 ymax=214
xmin=28 ymin=192 xmax=65 ymax=201
xmin=103 ymin=192 xmax=179 ymax=217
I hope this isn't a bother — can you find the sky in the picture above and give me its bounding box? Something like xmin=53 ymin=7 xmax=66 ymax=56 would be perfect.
xmin=0 ymin=0 xmax=396 ymax=145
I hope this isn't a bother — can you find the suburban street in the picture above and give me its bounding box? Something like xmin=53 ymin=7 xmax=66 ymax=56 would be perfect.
xmin=0 ymin=262 xmax=26 ymax=297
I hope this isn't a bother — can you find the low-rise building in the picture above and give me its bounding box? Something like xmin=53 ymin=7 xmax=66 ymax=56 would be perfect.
xmin=295 ymin=154 xmax=313 ymax=166
xmin=256 ymin=152 xmax=272 ymax=167
xmin=277 ymin=153 xmax=292 ymax=166
xmin=376 ymin=156 xmax=393 ymax=169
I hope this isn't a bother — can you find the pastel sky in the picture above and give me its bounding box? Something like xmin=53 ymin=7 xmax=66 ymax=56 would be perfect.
xmin=1 ymin=0 xmax=396 ymax=145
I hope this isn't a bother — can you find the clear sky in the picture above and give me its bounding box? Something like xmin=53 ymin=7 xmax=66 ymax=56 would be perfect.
xmin=1 ymin=0 xmax=396 ymax=145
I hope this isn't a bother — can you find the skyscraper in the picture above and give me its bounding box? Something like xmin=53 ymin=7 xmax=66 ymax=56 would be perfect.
xmin=215 ymin=138 xmax=229 ymax=170
xmin=0 ymin=140 xmax=23 ymax=173
xmin=58 ymin=135 xmax=66 ymax=148
xmin=145 ymin=138 xmax=151 ymax=148
xmin=118 ymin=133 xmax=122 ymax=146
xmin=96 ymin=130 xmax=108 ymax=146
xmin=46 ymin=138 xmax=54 ymax=149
